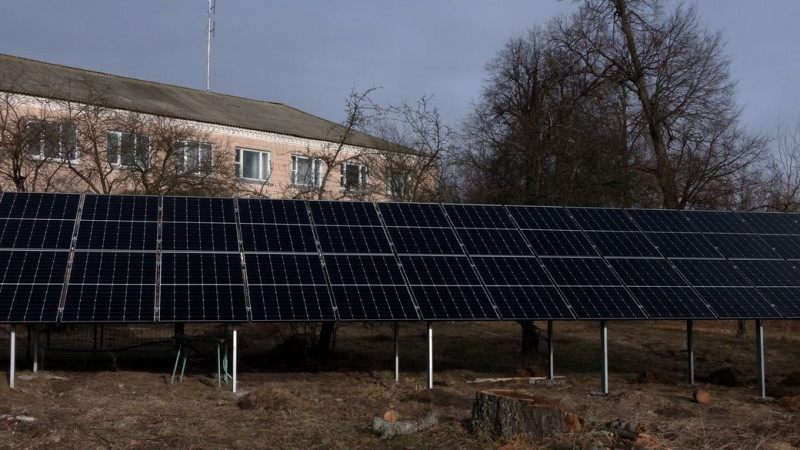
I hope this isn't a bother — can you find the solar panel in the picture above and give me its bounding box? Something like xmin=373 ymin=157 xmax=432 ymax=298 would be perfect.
xmin=692 ymin=287 xmax=781 ymax=319
xmin=314 ymin=201 xmax=418 ymax=321
xmin=506 ymin=205 xmax=577 ymax=230
xmin=682 ymin=210 xmax=752 ymax=234
xmin=0 ymin=218 xmax=76 ymax=249
xmin=698 ymin=234 xmax=778 ymax=259
xmin=736 ymin=212 xmax=800 ymax=235
xmin=557 ymin=286 xmax=646 ymax=319
xmin=0 ymin=192 xmax=80 ymax=219
xmin=567 ymin=207 xmax=638 ymax=231
xmin=64 ymin=194 xmax=159 ymax=323
xmin=524 ymin=230 xmax=596 ymax=256
xmin=159 ymin=196 xmax=246 ymax=322
xmin=625 ymin=209 xmax=694 ymax=232
xmin=456 ymin=228 xmax=531 ymax=256
xmin=241 ymin=199 xmax=336 ymax=322
xmin=626 ymin=287 xmax=714 ymax=319
xmin=584 ymin=231 xmax=661 ymax=257
xmin=761 ymin=235 xmax=800 ymax=260
xmin=442 ymin=204 xmax=516 ymax=228
xmin=644 ymin=232 xmax=721 ymax=258
xmin=380 ymin=202 xmax=499 ymax=320
xmin=0 ymin=247 xmax=70 ymax=322
xmin=755 ymin=287 xmax=800 ymax=318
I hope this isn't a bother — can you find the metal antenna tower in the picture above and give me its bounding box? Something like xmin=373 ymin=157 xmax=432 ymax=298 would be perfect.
xmin=206 ymin=0 xmax=216 ymax=92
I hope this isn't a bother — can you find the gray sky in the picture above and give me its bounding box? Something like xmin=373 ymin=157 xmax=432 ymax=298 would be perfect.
xmin=1 ymin=1 xmax=798 ymax=137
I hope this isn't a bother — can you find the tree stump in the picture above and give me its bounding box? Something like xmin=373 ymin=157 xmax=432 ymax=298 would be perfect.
xmin=470 ymin=389 xmax=565 ymax=440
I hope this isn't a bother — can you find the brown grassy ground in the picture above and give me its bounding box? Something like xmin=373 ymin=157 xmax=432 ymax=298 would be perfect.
xmin=2 ymin=320 xmax=800 ymax=449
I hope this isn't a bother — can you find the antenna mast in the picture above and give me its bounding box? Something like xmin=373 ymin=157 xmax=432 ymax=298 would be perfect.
xmin=206 ymin=0 xmax=216 ymax=92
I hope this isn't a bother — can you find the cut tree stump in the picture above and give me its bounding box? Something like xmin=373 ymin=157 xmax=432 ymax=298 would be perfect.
xmin=470 ymin=389 xmax=565 ymax=440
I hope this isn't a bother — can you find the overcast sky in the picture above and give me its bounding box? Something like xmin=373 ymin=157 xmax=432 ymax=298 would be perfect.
xmin=1 ymin=1 xmax=798 ymax=137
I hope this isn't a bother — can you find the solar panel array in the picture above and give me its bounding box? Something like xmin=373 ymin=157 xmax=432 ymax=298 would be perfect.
xmin=1 ymin=191 xmax=800 ymax=324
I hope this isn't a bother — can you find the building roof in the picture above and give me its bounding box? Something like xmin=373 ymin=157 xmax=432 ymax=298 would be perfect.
xmin=0 ymin=53 xmax=389 ymax=150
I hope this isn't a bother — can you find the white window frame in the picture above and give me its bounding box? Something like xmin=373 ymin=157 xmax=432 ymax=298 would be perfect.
xmin=386 ymin=169 xmax=413 ymax=198
xmin=106 ymin=130 xmax=151 ymax=168
xmin=340 ymin=161 xmax=369 ymax=193
xmin=26 ymin=119 xmax=79 ymax=162
xmin=290 ymin=155 xmax=323 ymax=188
xmin=176 ymin=140 xmax=213 ymax=174
xmin=235 ymin=147 xmax=271 ymax=182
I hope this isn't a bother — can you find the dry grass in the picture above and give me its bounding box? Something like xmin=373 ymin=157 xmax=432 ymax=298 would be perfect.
xmin=1 ymin=320 xmax=800 ymax=448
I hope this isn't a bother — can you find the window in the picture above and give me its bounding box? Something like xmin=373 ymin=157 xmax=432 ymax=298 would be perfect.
xmin=386 ymin=169 xmax=413 ymax=198
xmin=290 ymin=155 xmax=322 ymax=187
xmin=176 ymin=141 xmax=213 ymax=174
xmin=340 ymin=162 xmax=368 ymax=192
xmin=26 ymin=119 xmax=78 ymax=161
xmin=107 ymin=131 xmax=150 ymax=168
xmin=235 ymin=147 xmax=271 ymax=182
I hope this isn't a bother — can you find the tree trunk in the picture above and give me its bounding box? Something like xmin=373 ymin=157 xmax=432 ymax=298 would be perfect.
xmin=517 ymin=321 xmax=540 ymax=355
xmin=736 ymin=320 xmax=747 ymax=338
xmin=316 ymin=321 xmax=336 ymax=357
xmin=470 ymin=389 xmax=565 ymax=440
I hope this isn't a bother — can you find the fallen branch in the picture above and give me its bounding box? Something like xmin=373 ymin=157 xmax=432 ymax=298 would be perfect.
xmin=373 ymin=412 xmax=437 ymax=439
xmin=467 ymin=376 xmax=565 ymax=384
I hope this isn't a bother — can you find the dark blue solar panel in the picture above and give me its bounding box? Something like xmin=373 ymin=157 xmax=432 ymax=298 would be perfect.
xmin=585 ymin=231 xmax=660 ymax=257
xmin=76 ymin=221 xmax=157 ymax=250
xmin=608 ymin=259 xmax=688 ymax=286
xmin=0 ymin=192 xmax=79 ymax=219
xmin=378 ymin=202 xmax=450 ymax=228
xmin=762 ymin=235 xmax=800 ymax=259
xmin=316 ymin=226 xmax=392 ymax=254
xmin=645 ymin=232 xmax=721 ymax=258
xmin=443 ymin=204 xmax=516 ymax=229
xmin=683 ymin=210 xmax=751 ymax=234
xmin=159 ymin=284 xmax=248 ymax=322
xmin=309 ymin=201 xmax=381 ymax=226
xmin=471 ymin=256 xmax=551 ymax=286
xmin=627 ymin=287 xmax=715 ymax=319
xmin=567 ymin=207 xmax=638 ymax=231
xmin=411 ymin=285 xmax=498 ymax=320
xmin=401 ymin=255 xmax=480 ymax=285
xmin=524 ymin=230 xmax=596 ymax=256
xmin=0 ymin=284 xmax=63 ymax=322
xmin=456 ymin=228 xmax=531 ymax=256
xmin=0 ymin=251 xmax=69 ymax=284
xmin=162 ymin=196 xmax=236 ymax=223
xmin=237 ymin=199 xmax=309 ymax=225
xmin=240 ymin=224 xmax=317 ymax=253
xmin=671 ymin=259 xmax=752 ymax=287
xmin=626 ymin=209 xmax=695 ymax=232
xmin=81 ymin=195 xmax=159 ymax=221
xmin=249 ymin=285 xmax=335 ymax=321
xmin=693 ymin=287 xmax=780 ymax=319
xmin=244 ymin=254 xmax=326 ymax=285
xmin=488 ymin=286 xmax=574 ymax=320
xmin=557 ymin=286 xmax=645 ymax=319
xmin=62 ymin=285 xmax=156 ymax=322
xmin=737 ymin=212 xmax=800 ymax=235
xmin=388 ymin=227 xmax=463 ymax=254
xmin=325 ymin=255 xmax=406 ymax=285
xmin=543 ymin=258 xmax=621 ymax=286
xmin=69 ymin=252 xmax=157 ymax=284
xmin=161 ymin=222 xmax=239 ymax=252
xmin=331 ymin=285 xmax=418 ymax=321
xmin=161 ymin=253 xmax=243 ymax=284
xmin=507 ymin=206 xmax=576 ymax=230
xmin=733 ymin=260 xmax=800 ymax=287
xmin=702 ymin=234 xmax=779 ymax=259
xmin=0 ymin=219 xmax=75 ymax=249
xmin=756 ymin=287 xmax=800 ymax=318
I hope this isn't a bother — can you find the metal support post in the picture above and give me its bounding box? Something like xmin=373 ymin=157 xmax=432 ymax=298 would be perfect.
xmin=32 ymin=325 xmax=38 ymax=374
xmin=427 ymin=321 xmax=433 ymax=389
xmin=9 ymin=325 xmax=16 ymax=389
xmin=232 ymin=324 xmax=238 ymax=393
xmin=687 ymin=320 xmax=694 ymax=385
xmin=600 ymin=320 xmax=608 ymax=394
xmin=393 ymin=322 xmax=399 ymax=383
xmin=547 ymin=320 xmax=554 ymax=380
xmin=755 ymin=319 xmax=766 ymax=399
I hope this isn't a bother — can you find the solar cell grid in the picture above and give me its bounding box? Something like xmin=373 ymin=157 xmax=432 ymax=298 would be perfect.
xmin=456 ymin=228 xmax=531 ymax=256
xmin=81 ymin=195 xmax=159 ymax=221
xmin=625 ymin=209 xmax=695 ymax=232
xmin=488 ymin=286 xmax=574 ymax=320
xmin=608 ymin=258 xmax=688 ymax=286
xmin=237 ymin=198 xmax=310 ymax=225
xmin=162 ymin=196 xmax=236 ymax=223
xmin=645 ymin=232 xmax=721 ymax=258
xmin=388 ymin=227 xmax=463 ymax=254
xmin=0 ymin=192 xmax=79 ymax=219
xmin=378 ymin=202 xmax=450 ymax=227
xmin=69 ymin=252 xmax=157 ymax=285
xmin=732 ymin=260 xmax=800 ymax=287
xmin=0 ymin=219 xmax=75 ymax=249
xmin=702 ymin=233 xmax=780 ymax=259
xmin=309 ymin=201 xmax=381 ymax=226
xmin=159 ymin=284 xmax=248 ymax=322
xmin=161 ymin=253 xmax=243 ymax=285
xmin=443 ymin=204 xmax=515 ymax=229
xmin=75 ymin=221 xmax=158 ymax=250
xmin=161 ymin=222 xmax=239 ymax=252
xmin=567 ymin=207 xmax=638 ymax=231
xmin=585 ymin=231 xmax=660 ymax=257
xmin=62 ymin=285 xmax=157 ymax=322
xmin=737 ymin=212 xmax=800 ymax=235
xmin=471 ymin=256 xmax=551 ymax=286
xmin=316 ymin=225 xmax=392 ymax=254
xmin=331 ymin=285 xmax=418 ymax=321
xmin=762 ymin=235 xmax=800 ymax=260
xmin=0 ymin=284 xmax=63 ymax=322
xmin=410 ymin=285 xmax=498 ymax=320
xmin=506 ymin=206 xmax=576 ymax=230
xmin=671 ymin=259 xmax=752 ymax=287
xmin=627 ymin=287 xmax=715 ymax=319
xmin=557 ymin=286 xmax=646 ymax=319
xmin=682 ymin=210 xmax=751 ymax=234
xmin=524 ymin=230 xmax=596 ymax=256
xmin=401 ymin=255 xmax=480 ymax=285
xmin=694 ymin=287 xmax=781 ymax=319
xmin=249 ymin=285 xmax=335 ymax=321
xmin=324 ymin=255 xmax=406 ymax=285
xmin=245 ymin=254 xmax=327 ymax=285
xmin=240 ymin=224 xmax=318 ymax=253
xmin=756 ymin=288 xmax=800 ymax=318
xmin=0 ymin=251 xmax=69 ymax=284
